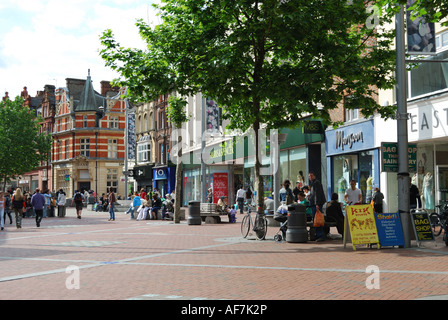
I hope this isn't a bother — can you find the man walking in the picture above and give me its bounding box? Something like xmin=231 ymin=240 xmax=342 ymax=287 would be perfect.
xmin=31 ymin=188 xmax=45 ymax=227
xmin=308 ymin=171 xmax=326 ymax=242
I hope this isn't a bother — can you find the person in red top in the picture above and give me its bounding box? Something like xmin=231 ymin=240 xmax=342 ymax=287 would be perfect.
xmin=140 ymin=188 xmax=147 ymax=201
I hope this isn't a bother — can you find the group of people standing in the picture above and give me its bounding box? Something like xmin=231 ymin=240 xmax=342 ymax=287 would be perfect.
xmin=0 ymin=187 xmax=68 ymax=230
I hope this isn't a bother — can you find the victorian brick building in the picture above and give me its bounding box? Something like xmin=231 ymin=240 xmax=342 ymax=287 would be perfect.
xmin=51 ymin=72 xmax=126 ymax=198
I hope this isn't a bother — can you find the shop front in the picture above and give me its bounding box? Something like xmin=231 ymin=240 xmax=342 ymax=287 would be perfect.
xmin=153 ymin=165 xmax=176 ymax=198
xmin=133 ymin=164 xmax=153 ymax=194
xmin=181 ymin=122 xmax=325 ymax=206
xmin=407 ymin=93 xmax=448 ymax=210
xmin=325 ymin=119 xmax=380 ymax=204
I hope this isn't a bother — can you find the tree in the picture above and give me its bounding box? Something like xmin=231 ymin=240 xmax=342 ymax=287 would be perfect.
xmin=0 ymin=97 xmax=52 ymax=190
xmin=379 ymin=0 xmax=448 ymax=25
xmin=100 ymin=0 xmax=398 ymax=213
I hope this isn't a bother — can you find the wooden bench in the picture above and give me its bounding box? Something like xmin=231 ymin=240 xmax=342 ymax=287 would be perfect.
xmin=200 ymin=203 xmax=227 ymax=224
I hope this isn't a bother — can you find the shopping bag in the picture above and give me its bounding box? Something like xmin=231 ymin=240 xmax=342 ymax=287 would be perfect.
xmin=313 ymin=207 xmax=325 ymax=227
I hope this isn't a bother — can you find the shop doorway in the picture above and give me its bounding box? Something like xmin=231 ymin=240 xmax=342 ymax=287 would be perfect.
xmin=436 ymin=165 xmax=448 ymax=204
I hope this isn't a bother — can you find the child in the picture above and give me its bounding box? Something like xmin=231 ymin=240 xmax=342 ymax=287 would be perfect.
xmin=297 ymin=191 xmax=313 ymax=222
xmin=228 ymin=204 xmax=237 ymax=223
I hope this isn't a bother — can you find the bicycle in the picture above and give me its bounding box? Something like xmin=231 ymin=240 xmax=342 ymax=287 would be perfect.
xmin=429 ymin=203 xmax=448 ymax=246
xmin=241 ymin=205 xmax=268 ymax=240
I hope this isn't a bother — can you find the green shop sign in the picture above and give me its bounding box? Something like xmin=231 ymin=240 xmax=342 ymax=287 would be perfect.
xmin=381 ymin=142 xmax=417 ymax=172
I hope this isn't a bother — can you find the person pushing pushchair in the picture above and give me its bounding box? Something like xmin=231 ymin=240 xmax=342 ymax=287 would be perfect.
xmin=273 ymin=202 xmax=288 ymax=242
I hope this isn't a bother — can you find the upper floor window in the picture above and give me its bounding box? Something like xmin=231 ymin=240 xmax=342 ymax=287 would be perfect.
xmin=83 ymin=115 xmax=88 ymax=128
xmin=110 ymin=116 xmax=119 ymax=129
xmin=108 ymin=139 xmax=118 ymax=158
xmin=80 ymin=139 xmax=90 ymax=157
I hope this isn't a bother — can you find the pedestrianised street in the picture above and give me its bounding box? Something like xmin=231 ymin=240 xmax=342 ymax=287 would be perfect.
xmin=0 ymin=207 xmax=447 ymax=305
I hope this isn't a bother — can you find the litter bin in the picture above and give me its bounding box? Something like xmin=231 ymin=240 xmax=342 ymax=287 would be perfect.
xmin=286 ymin=203 xmax=308 ymax=243
xmin=188 ymin=200 xmax=201 ymax=225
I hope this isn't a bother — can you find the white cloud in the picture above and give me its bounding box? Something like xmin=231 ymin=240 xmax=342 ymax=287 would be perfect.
xmin=0 ymin=0 xmax=157 ymax=98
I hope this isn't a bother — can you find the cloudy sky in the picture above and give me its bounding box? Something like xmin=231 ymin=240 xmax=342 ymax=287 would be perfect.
xmin=0 ymin=0 xmax=160 ymax=99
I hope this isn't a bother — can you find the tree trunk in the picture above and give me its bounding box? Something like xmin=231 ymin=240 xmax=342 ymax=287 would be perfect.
xmin=253 ymin=120 xmax=264 ymax=214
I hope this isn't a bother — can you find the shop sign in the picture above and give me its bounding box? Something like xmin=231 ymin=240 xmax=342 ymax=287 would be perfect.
xmin=325 ymin=120 xmax=374 ymax=156
xmin=381 ymin=142 xmax=417 ymax=172
xmin=302 ymin=121 xmax=324 ymax=134
xmin=374 ymin=213 xmax=405 ymax=247
xmin=344 ymin=204 xmax=380 ymax=250
xmin=154 ymin=168 xmax=167 ymax=180
xmin=410 ymin=211 xmax=435 ymax=247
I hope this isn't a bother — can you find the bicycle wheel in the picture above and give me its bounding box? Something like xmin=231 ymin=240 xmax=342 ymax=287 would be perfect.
xmin=241 ymin=215 xmax=251 ymax=238
xmin=255 ymin=216 xmax=267 ymax=240
xmin=430 ymin=213 xmax=442 ymax=236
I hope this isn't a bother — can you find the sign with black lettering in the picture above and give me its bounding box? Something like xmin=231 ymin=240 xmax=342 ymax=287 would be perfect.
xmin=411 ymin=211 xmax=435 ymax=247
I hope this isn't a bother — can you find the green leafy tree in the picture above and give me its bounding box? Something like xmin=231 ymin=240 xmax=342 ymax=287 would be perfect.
xmin=101 ymin=0 xmax=398 ymax=212
xmin=0 ymin=97 xmax=52 ymax=190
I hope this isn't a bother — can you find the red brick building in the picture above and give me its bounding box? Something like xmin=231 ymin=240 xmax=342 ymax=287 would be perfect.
xmin=52 ymin=72 xmax=126 ymax=198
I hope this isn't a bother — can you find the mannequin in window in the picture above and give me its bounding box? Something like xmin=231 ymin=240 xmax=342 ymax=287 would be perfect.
xmin=423 ymin=172 xmax=434 ymax=209
xmin=337 ymin=176 xmax=347 ymax=203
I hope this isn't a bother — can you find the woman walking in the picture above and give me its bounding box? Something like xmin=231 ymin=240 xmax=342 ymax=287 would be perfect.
xmin=0 ymin=192 xmax=5 ymax=230
xmin=11 ymin=188 xmax=25 ymax=229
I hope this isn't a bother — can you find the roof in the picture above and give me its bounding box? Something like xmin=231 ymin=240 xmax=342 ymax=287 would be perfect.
xmin=74 ymin=73 xmax=105 ymax=112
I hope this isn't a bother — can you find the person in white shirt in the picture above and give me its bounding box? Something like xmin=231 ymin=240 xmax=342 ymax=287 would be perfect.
xmin=344 ymin=180 xmax=362 ymax=205
xmin=236 ymin=186 xmax=246 ymax=214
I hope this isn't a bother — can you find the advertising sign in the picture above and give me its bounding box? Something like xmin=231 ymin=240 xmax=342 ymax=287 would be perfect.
xmin=381 ymin=142 xmax=417 ymax=172
xmin=344 ymin=204 xmax=380 ymax=250
xmin=411 ymin=211 xmax=436 ymax=247
xmin=212 ymin=173 xmax=228 ymax=204
xmin=374 ymin=213 xmax=405 ymax=247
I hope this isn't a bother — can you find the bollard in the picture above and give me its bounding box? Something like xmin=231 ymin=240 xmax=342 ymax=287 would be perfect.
xmin=286 ymin=203 xmax=308 ymax=243
xmin=188 ymin=200 xmax=202 ymax=225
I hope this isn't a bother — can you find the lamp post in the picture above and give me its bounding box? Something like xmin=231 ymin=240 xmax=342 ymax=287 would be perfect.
xmin=396 ymin=5 xmax=411 ymax=248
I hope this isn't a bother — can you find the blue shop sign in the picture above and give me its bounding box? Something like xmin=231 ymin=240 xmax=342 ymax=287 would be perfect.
xmin=154 ymin=168 xmax=168 ymax=180
xmin=325 ymin=120 xmax=374 ymax=156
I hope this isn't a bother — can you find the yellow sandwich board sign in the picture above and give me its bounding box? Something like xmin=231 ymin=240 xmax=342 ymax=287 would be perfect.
xmin=343 ymin=204 xmax=380 ymax=250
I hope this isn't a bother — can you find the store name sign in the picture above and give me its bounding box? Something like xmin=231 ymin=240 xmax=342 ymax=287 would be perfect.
xmin=335 ymin=130 xmax=364 ymax=150
xmin=408 ymin=101 xmax=448 ymax=141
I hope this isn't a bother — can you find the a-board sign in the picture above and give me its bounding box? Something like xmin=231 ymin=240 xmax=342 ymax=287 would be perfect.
xmin=344 ymin=204 xmax=380 ymax=250
xmin=374 ymin=213 xmax=405 ymax=247
xmin=410 ymin=211 xmax=435 ymax=246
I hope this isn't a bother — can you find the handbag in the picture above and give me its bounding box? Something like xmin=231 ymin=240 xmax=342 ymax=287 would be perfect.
xmin=313 ymin=207 xmax=325 ymax=227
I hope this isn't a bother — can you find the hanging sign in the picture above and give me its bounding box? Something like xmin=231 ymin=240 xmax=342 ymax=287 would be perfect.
xmin=344 ymin=204 xmax=380 ymax=250
xmin=212 ymin=173 xmax=228 ymax=204
xmin=374 ymin=213 xmax=405 ymax=247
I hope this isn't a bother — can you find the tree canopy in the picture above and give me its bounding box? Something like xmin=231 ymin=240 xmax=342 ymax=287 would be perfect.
xmin=0 ymin=97 xmax=52 ymax=189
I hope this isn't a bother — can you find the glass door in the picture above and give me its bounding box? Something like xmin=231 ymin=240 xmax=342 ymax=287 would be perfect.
xmin=436 ymin=165 xmax=448 ymax=204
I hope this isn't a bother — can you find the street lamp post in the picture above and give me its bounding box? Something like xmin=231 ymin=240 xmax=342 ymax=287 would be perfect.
xmin=396 ymin=5 xmax=411 ymax=248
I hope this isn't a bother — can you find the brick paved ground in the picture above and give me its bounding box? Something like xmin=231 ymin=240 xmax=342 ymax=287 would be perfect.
xmin=0 ymin=205 xmax=447 ymax=306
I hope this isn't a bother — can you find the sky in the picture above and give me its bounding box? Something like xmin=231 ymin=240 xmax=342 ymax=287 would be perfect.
xmin=0 ymin=0 xmax=160 ymax=99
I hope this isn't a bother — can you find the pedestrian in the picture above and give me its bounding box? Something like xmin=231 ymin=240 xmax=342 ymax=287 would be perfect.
xmin=293 ymin=182 xmax=301 ymax=201
xmin=410 ymin=181 xmax=422 ymax=209
xmin=108 ymin=189 xmax=117 ymax=221
xmin=279 ymin=180 xmax=294 ymax=205
xmin=31 ymin=188 xmax=45 ymax=227
xmin=324 ymin=193 xmax=344 ymax=237
xmin=126 ymin=191 xmax=141 ymax=219
xmin=151 ymin=193 xmax=162 ymax=219
xmin=0 ymin=192 xmax=5 ymax=231
xmin=344 ymin=180 xmax=362 ymax=205
xmin=372 ymin=187 xmax=384 ymax=213
xmin=236 ymin=186 xmax=246 ymax=214
xmin=57 ymin=189 xmax=67 ymax=217
xmin=11 ymin=188 xmax=25 ymax=229
xmin=73 ymin=190 xmax=84 ymax=219
xmin=308 ymin=171 xmax=326 ymax=242
xmin=43 ymin=189 xmax=51 ymax=218
xmin=4 ymin=193 xmax=12 ymax=225
xmin=245 ymin=186 xmax=253 ymax=206
xmin=207 ymin=187 xmax=213 ymax=203
xmin=140 ymin=188 xmax=147 ymax=201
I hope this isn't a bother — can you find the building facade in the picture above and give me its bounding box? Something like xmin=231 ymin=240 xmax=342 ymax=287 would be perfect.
xmin=51 ymin=73 xmax=126 ymax=198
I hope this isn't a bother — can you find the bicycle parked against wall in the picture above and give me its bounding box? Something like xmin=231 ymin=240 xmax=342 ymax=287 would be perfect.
xmin=241 ymin=205 xmax=267 ymax=240
xmin=429 ymin=202 xmax=448 ymax=246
